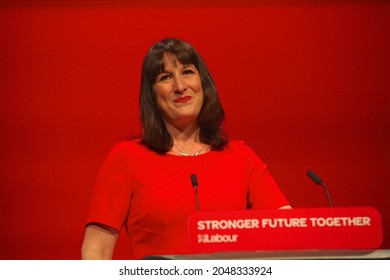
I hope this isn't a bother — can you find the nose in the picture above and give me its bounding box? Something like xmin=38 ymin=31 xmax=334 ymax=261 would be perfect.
xmin=173 ymin=75 xmax=187 ymax=94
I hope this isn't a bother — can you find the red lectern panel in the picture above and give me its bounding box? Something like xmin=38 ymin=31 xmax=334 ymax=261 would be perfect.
xmin=188 ymin=207 xmax=382 ymax=253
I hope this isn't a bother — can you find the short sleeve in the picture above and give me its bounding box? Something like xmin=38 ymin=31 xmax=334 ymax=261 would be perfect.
xmin=237 ymin=142 xmax=289 ymax=209
xmin=86 ymin=143 xmax=132 ymax=232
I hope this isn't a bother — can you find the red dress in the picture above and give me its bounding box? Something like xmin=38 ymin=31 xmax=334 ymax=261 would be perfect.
xmin=86 ymin=139 xmax=289 ymax=259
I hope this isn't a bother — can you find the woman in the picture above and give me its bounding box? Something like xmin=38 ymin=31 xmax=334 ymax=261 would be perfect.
xmin=81 ymin=38 xmax=291 ymax=260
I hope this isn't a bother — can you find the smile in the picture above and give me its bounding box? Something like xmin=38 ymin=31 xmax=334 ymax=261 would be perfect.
xmin=174 ymin=96 xmax=192 ymax=103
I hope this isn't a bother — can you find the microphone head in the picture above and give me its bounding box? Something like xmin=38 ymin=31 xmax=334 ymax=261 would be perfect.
xmin=307 ymin=170 xmax=323 ymax=185
xmin=190 ymin=174 xmax=198 ymax=188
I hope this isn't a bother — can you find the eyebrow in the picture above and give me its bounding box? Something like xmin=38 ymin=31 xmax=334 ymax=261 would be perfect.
xmin=160 ymin=64 xmax=194 ymax=73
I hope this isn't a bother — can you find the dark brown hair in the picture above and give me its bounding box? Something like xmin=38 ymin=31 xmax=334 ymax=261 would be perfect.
xmin=140 ymin=38 xmax=228 ymax=154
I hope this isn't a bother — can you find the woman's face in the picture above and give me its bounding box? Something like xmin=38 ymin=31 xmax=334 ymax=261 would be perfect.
xmin=153 ymin=53 xmax=204 ymax=129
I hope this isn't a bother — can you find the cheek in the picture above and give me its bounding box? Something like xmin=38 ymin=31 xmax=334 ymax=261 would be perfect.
xmin=197 ymin=82 xmax=205 ymax=103
xmin=154 ymin=86 xmax=170 ymax=104
xmin=155 ymin=95 xmax=167 ymax=113
xmin=199 ymin=95 xmax=205 ymax=112
xmin=155 ymin=91 xmax=173 ymax=117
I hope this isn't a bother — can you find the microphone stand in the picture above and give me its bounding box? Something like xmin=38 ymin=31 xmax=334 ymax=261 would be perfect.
xmin=320 ymin=182 xmax=333 ymax=208
xmin=191 ymin=174 xmax=200 ymax=211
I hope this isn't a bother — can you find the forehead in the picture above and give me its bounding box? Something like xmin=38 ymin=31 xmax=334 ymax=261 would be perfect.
xmin=161 ymin=53 xmax=190 ymax=70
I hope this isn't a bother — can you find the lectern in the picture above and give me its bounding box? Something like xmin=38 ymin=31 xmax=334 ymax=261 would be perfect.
xmin=145 ymin=207 xmax=388 ymax=260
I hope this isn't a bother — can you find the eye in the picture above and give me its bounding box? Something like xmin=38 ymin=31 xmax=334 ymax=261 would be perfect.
xmin=183 ymin=69 xmax=195 ymax=75
xmin=183 ymin=66 xmax=197 ymax=75
xmin=156 ymin=74 xmax=171 ymax=82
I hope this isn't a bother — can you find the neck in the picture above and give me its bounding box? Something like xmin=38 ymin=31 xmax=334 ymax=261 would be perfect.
xmin=165 ymin=122 xmax=207 ymax=156
xmin=165 ymin=121 xmax=200 ymax=143
xmin=173 ymin=143 xmax=206 ymax=156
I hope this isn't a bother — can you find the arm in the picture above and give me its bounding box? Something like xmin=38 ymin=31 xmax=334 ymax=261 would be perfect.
xmin=81 ymin=223 xmax=119 ymax=260
xmin=237 ymin=141 xmax=291 ymax=209
xmin=82 ymin=143 xmax=132 ymax=259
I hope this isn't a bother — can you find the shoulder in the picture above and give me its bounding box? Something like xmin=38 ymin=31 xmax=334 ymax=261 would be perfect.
xmin=225 ymin=140 xmax=266 ymax=166
xmin=106 ymin=138 xmax=150 ymax=159
xmin=112 ymin=138 xmax=142 ymax=151
xmin=225 ymin=140 xmax=255 ymax=155
xmin=226 ymin=140 xmax=248 ymax=151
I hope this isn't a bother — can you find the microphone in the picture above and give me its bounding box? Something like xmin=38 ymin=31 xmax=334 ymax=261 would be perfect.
xmin=190 ymin=174 xmax=200 ymax=211
xmin=306 ymin=170 xmax=334 ymax=208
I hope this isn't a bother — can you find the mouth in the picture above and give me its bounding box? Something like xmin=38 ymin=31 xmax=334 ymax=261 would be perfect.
xmin=174 ymin=96 xmax=192 ymax=103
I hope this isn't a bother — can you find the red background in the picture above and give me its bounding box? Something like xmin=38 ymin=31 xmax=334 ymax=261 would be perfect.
xmin=0 ymin=0 xmax=388 ymax=259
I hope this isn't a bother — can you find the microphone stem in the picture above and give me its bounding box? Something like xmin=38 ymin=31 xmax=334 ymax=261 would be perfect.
xmin=321 ymin=182 xmax=333 ymax=208
xmin=194 ymin=187 xmax=200 ymax=211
